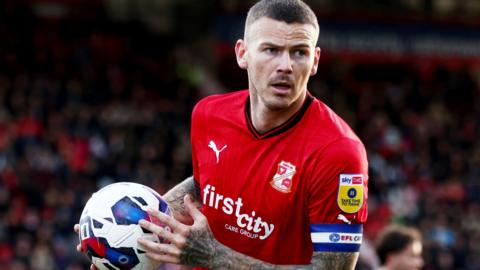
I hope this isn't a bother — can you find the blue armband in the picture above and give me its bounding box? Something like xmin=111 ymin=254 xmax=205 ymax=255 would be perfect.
xmin=310 ymin=224 xmax=363 ymax=252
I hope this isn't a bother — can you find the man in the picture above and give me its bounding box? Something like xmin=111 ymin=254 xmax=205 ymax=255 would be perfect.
xmin=375 ymin=226 xmax=424 ymax=270
xmin=137 ymin=0 xmax=368 ymax=268
xmin=77 ymin=0 xmax=368 ymax=269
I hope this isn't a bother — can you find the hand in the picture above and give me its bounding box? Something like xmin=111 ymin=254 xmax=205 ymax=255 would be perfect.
xmin=73 ymin=224 xmax=98 ymax=270
xmin=138 ymin=195 xmax=218 ymax=268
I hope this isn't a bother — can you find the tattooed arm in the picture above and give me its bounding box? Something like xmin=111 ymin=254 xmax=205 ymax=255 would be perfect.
xmin=162 ymin=176 xmax=202 ymax=225
xmin=206 ymin=244 xmax=358 ymax=269
xmin=186 ymin=234 xmax=358 ymax=270
xmin=138 ymin=192 xmax=359 ymax=270
xmin=310 ymin=252 xmax=359 ymax=270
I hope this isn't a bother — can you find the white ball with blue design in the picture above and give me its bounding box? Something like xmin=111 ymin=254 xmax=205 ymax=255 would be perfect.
xmin=79 ymin=182 xmax=170 ymax=270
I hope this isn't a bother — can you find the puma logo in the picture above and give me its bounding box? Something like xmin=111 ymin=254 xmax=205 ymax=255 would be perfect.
xmin=337 ymin=214 xmax=352 ymax=224
xmin=208 ymin=140 xmax=227 ymax=164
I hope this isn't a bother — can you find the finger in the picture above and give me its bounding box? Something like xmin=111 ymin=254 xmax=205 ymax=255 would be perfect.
xmin=138 ymin=238 xmax=185 ymax=264
xmin=75 ymin=223 xmax=85 ymax=253
xmin=146 ymin=251 xmax=180 ymax=264
xmin=138 ymin=238 xmax=182 ymax=260
xmin=146 ymin=209 xmax=188 ymax=235
xmin=90 ymin=264 xmax=98 ymax=270
xmin=76 ymin=243 xmax=84 ymax=253
xmin=184 ymin=195 xmax=204 ymax=223
xmin=74 ymin=224 xmax=80 ymax=233
xmin=139 ymin=220 xmax=186 ymax=247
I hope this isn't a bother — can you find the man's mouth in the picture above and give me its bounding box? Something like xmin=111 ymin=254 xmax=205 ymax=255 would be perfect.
xmin=270 ymin=82 xmax=292 ymax=92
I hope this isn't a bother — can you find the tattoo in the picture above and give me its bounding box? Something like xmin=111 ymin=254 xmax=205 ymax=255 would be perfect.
xmin=163 ymin=176 xmax=201 ymax=223
xmin=182 ymin=240 xmax=339 ymax=270
xmin=207 ymin=248 xmax=357 ymax=270
xmin=207 ymin=242 xmax=281 ymax=270
xmin=310 ymin=252 xmax=358 ymax=270
xmin=180 ymin=222 xmax=218 ymax=267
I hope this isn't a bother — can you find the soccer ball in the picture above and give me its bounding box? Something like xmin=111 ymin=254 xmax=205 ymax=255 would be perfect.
xmin=79 ymin=182 xmax=170 ymax=270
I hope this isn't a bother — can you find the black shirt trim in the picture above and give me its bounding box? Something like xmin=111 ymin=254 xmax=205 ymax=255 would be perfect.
xmin=244 ymin=94 xmax=314 ymax=140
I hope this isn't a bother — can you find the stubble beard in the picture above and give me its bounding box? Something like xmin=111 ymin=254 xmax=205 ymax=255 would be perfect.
xmin=250 ymin=87 xmax=291 ymax=112
xmin=262 ymin=94 xmax=292 ymax=111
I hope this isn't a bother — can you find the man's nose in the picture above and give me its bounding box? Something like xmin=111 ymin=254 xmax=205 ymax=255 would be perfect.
xmin=276 ymin=52 xmax=293 ymax=74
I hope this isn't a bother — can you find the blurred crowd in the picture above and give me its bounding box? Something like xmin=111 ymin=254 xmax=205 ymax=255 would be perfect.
xmin=0 ymin=1 xmax=479 ymax=270
xmin=317 ymin=62 xmax=480 ymax=269
xmin=0 ymin=3 xmax=200 ymax=270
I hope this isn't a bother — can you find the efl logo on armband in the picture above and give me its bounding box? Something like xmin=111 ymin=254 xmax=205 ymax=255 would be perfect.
xmin=310 ymin=224 xmax=363 ymax=252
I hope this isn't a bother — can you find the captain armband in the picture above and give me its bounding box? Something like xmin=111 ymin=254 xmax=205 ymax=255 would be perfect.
xmin=310 ymin=224 xmax=363 ymax=252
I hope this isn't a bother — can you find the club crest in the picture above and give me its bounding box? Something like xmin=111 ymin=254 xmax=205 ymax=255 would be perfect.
xmin=337 ymin=174 xmax=364 ymax=213
xmin=270 ymin=161 xmax=296 ymax=193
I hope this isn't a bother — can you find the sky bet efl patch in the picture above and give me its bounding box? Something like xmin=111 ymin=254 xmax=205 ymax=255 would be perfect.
xmin=337 ymin=174 xmax=364 ymax=213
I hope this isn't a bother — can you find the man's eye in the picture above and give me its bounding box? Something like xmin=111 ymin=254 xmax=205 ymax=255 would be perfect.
xmin=265 ymin=48 xmax=277 ymax=53
xmin=294 ymin=50 xmax=307 ymax=57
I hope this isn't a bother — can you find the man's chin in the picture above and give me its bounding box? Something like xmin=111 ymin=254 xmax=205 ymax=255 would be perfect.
xmin=263 ymin=97 xmax=292 ymax=111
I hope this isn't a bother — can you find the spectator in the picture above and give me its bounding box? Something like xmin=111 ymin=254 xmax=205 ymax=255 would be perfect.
xmin=375 ymin=225 xmax=424 ymax=270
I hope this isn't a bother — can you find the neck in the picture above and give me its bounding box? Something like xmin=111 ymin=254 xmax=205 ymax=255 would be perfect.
xmin=249 ymin=91 xmax=307 ymax=134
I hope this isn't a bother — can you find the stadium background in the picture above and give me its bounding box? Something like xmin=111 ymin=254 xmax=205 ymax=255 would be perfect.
xmin=0 ymin=0 xmax=479 ymax=269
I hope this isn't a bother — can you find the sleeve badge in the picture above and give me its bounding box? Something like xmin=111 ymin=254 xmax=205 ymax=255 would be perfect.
xmin=337 ymin=174 xmax=364 ymax=213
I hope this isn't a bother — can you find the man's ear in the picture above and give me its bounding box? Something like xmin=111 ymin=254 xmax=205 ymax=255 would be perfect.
xmin=235 ymin=39 xmax=248 ymax=70
xmin=310 ymin=47 xmax=321 ymax=76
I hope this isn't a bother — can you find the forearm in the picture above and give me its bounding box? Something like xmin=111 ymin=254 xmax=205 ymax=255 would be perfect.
xmin=189 ymin=240 xmax=358 ymax=270
xmin=310 ymin=252 xmax=359 ymax=270
xmin=183 ymin=240 xmax=306 ymax=269
xmin=163 ymin=176 xmax=201 ymax=224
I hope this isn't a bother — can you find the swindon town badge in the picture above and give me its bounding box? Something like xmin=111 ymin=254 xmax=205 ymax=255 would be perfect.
xmin=270 ymin=161 xmax=296 ymax=193
xmin=337 ymin=174 xmax=364 ymax=213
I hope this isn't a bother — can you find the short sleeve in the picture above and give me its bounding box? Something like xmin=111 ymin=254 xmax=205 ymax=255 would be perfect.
xmin=307 ymin=137 xmax=368 ymax=252
xmin=190 ymin=100 xmax=204 ymax=187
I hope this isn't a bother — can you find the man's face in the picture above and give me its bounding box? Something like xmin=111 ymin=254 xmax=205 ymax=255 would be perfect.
xmin=235 ymin=17 xmax=320 ymax=111
xmin=389 ymin=240 xmax=424 ymax=270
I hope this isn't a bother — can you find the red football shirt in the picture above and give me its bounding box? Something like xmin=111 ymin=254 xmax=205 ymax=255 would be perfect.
xmin=191 ymin=90 xmax=368 ymax=265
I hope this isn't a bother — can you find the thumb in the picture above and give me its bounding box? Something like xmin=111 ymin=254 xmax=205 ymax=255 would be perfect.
xmin=184 ymin=194 xmax=203 ymax=222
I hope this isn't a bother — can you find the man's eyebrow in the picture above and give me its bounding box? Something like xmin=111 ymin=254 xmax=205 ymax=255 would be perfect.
xmin=291 ymin=44 xmax=311 ymax=49
xmin=259 ymin=42 xmax=281 ymax=47
xmin=259 ymin=42 xmax=311 ymax=48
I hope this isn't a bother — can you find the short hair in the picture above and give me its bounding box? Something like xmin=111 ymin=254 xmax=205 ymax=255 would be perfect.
xmin=245 ymin=0 xmax=319 ymax=38
xmin=375 ymin=226 xmax=422 ymax=264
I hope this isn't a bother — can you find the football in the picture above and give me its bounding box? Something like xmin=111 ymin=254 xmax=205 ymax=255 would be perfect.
xmin=78 ymin=182 xmax=170 ymax=270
